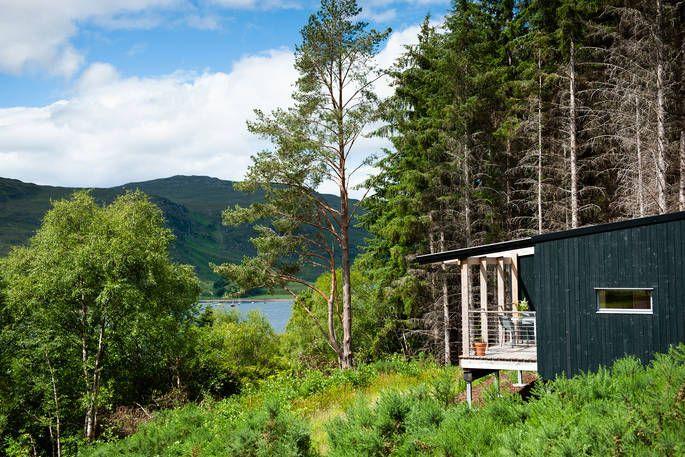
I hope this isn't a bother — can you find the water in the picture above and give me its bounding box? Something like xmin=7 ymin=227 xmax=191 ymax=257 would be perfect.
xmin=199 ymin=299 xmax=294 ymax=333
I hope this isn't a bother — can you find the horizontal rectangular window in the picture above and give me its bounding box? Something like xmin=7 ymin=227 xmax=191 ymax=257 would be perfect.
xmin=596 ymin=288 xmax=653 ymax=314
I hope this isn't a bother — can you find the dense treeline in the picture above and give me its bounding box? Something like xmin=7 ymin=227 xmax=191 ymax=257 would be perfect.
xmin=360 ymin=0 xmax=685 ymax=362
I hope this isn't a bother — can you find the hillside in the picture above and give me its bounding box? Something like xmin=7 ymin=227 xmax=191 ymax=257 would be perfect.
xmin=0 ymin=176 xmax=366 ymax=291
xmin=82 ymin=347 xmax=685 ymax=456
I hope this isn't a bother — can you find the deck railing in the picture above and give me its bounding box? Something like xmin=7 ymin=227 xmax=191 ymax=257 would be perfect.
xmin=464 ymin=310 xmax=536 ymax=358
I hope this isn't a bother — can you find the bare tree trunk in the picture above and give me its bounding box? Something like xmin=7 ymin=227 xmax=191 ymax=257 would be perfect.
xmin=427 ymin=213 xmax=440 ymax=348
xmin=85 ymin=318 xmax=105 ymax=440
xmin=339 ymin=139 xmax=353 ymax=368
xmin=655 ymin=0 xmax=668 ymax=213
xmin=463 ymin=142 xmax=472 ymax=246
xmin=537 ymin=52 xmax=544 ymax=233
xmin=340 ymin=250 xmax=352 ymax=368
xmin=636 ymin=97 xmax=645 ymax=216
xmin=340 ymin=196 xmax=353 ymax=369
xmin=334 ymin=53 xmax=353 ymax=369
xmin=569 ymin=39 xmax=579 ymax=228
xmin=326 ymin=269 xmax=343 ymax=366
xmin=29 ymin=434 xmax=37 ymax=457
xmin=680 ymin=28 xmax=685 ymax=211
xmin=80 ymin=296 xmax=92 ymax=439
xmin=505 ymin=137 xmax=513 ymax=233
xmin=440 ymin=230 xmax=450 ymax=365
xmin=680 ymin=131 xmax=685 ymax=211
xmin=45 ymin=350 xmax=61 ymax=457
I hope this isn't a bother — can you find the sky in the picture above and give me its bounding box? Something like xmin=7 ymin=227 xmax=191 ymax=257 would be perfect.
xmin=0 ymin=0 xmax=449 ymax=195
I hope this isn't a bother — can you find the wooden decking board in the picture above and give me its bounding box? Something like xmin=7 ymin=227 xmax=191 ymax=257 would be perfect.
xmin=461 ymin=344 xmax=537 ymax=362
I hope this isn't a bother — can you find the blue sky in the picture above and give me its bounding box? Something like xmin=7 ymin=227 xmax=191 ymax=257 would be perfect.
xmin=0 ymin=0 xmax=449 ymax=191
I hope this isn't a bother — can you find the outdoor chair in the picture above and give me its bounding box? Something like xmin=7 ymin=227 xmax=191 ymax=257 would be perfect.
xmin=498 ymin=314 xmax=515 ymax=347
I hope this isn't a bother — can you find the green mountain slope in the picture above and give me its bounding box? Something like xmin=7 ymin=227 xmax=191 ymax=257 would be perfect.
xmin=0 ymin=175 xmax=366 ymax=289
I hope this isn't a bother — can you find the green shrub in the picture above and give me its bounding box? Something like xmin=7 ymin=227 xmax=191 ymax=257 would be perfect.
xmin=82 ymin=358 xmax=434 ymax=456
xmin=186 ymin=309 xmax=285 ymax=398
xmin=84 ymin=348 xmax=685 ymax=457
xmin=328 ymin=345 xmax=685 ymax=456
xmin=226 ymin=401 xmax=317 ymax=457
xmin=84 ymin=401 xmax=317 ymax=457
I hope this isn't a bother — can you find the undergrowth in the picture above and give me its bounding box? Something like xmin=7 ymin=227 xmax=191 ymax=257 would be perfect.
xmin=82 ymin=357 xmax=455 ymax=456
xmin=328 ymin=345 xmax=685 ymax=456
xmin=83 ymin=346 xmax=685 ymax=456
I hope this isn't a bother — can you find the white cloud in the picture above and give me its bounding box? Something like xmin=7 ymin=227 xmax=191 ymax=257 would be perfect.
xmin=75 ymin=62 xmax=121 ymax=91
xmin=0 ymin=0 xmax=176 ymax=77
xmin=0 ymin=25 xmax=422 ymax=196
xmin=185 ymin=14 xmax=223 ymax=30
xmin=0 ymin=0 xmax=302 ymax=78
xmin=361 ymin=7 xmax=398 ymax=23
xmin=0 ymin=49 xmax=297 ymax=187
xmin=373 ymin=23 xmax=423 ymax=99
xmin=208 ymin=0 xmax=301 ymax=9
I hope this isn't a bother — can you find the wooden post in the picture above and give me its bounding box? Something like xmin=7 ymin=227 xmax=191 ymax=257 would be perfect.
xmin=479 ymin=259 xmax=488 ymax=345
xmin=510 ymin=254 xmax=520 ymax=348
xmin=442 ymin=265 xmax=451 ymax=365
xmin=497 ymin=258 xmax=505 ymax=345
xmin=511 ymin=254 xmax=519 ymax=312
xmin=461 ymin=261 xmax=470 ymax=356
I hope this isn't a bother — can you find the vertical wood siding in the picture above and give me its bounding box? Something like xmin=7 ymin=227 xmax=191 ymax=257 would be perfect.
xmin=535 ymin=219 xmax=685 ymax=379
xmin=518 ymin=254 xmax=536 ymax=306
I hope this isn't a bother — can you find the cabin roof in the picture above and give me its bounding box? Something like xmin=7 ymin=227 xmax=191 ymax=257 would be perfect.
xmin=416 ymin=238 xmax=533 ymax=264
xmin=416 ymin=211 xmax=685 ymax=265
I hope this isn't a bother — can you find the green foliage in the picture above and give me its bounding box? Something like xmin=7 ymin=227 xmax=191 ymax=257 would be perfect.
xmin=186 ymin=309 xmax=285 ymax=397
xmin=227 ymin=401 xmax=317 ymax=457
xmin=0 ymin=190 xmax=200 ymax=453
xmin=213 ymin=0 xmax=387 ymax=294
xmin=0 ymin=176 xmax=366 ymax=290
xmin=326 ymin=374 xmax=463 ymax=457
xmin=82 ymin=349 xmax=685 ymax=456
xmin=282 ymin=266 xmax=401 ymax=366
xmin=328 ymin=346 xmax=685 ymax=456
xmin=85 ymin=401 xmax=317 ymax=457
xmin=82 ymin=358 xmax=440 ymax=456
xmin=214 ymin=0 xmax=391 ymax=368
xmin=359 ymin=0 xmax=634 ymax=359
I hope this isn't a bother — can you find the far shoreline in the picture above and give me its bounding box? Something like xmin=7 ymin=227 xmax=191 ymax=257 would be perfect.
xmin=198 ymin=297 xmax=295 ymax=303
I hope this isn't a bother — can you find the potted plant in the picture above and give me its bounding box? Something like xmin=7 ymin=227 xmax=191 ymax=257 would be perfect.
xmin=518 ymin=298 xmax=529 ymax=312
xmin=473 ymin=339 xmax=487 ymax=356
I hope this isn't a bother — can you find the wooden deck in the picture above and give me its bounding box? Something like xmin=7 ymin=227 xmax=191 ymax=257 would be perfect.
xmin=466 ymin=344 xmax=537 ymax=361
xmin=460 ymin=344 xmax=537 ymax=371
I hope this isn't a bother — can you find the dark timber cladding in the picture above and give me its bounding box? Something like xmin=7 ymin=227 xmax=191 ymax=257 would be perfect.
xmin=415 ymin=210 xmax=685 ymax=380
xmin=535 ymin=213 xmax=685 ymax=379
xmin=517 ymin=254 xmax=536 ymax=307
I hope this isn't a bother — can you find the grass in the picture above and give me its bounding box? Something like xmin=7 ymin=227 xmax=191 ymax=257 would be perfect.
xmin=326 ymin=346 xmax=685 ymax=456
xmin=82 ymin=346 xmax=685 ymax=456
xmin=82 ymin=358 xmax=462 ymax=456
xmin=299 ymin=367 xmax=459 ymax=454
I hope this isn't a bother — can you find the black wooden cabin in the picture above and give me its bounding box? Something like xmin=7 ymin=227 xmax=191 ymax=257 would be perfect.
xmin=417 ymin=211 xmax=685 ymax=402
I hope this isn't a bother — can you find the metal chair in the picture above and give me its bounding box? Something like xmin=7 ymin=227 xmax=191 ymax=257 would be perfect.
xmin=498 ymin=314 xmax=515 ymax=347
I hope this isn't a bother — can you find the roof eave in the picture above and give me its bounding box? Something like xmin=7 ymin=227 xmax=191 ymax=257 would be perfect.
xmin=416 ymin=237 xmax=534 ymax=265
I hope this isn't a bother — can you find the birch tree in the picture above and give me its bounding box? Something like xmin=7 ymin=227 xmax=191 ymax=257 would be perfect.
xmin=1 ymin=191 xmax=199 ymax=444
